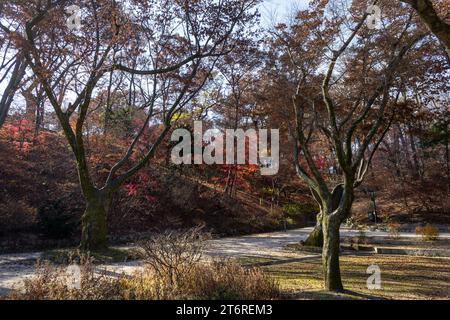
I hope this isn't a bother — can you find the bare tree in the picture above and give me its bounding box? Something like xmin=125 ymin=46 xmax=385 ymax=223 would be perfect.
xmin=274 ymin=0 xmax=428 ymax=291
xmin=0 ymin=0 xmax=259 ymax=250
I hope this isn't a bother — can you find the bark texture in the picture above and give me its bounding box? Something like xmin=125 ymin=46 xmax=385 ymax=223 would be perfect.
xmin=80 ymin=193 xmax=109 ymax=251
xmin=303 ymin=213 xmax=323 ymax=247
xmin=322 ymin=213 xmax=343 ymax=291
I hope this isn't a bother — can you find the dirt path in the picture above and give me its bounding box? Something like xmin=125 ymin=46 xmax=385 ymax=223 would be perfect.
xmin=1 ymin=227 xmax=449 ymax=296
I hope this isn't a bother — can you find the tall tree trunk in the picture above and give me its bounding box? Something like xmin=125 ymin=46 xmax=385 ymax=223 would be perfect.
xmin=34 ymin=98 xmax=45 ymax=140
xmin=80 ymin=191 xmax=110 ymax=251
xmin=322 ymin=213 xmax=343 ymax=292
xmin=446 ymin=129 xmax=450 ymax=196
xmin=0 ymin=57 xmax=27 ymax=127
xmin=303 ymin=212 xmax=323 ymax=247
xmin=408 ymin=129 xmax=423 ymax=178
xmin=396 ymin=124 xmax=414 ymax=174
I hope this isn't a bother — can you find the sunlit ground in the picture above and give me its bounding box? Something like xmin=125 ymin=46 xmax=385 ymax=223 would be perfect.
xmin=261 ymin=254 xmax=450 ymax=300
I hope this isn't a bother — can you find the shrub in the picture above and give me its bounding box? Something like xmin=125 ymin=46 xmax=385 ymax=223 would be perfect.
xmin=415 ymin=224 xmax=439 ymax=241
xmin=259 ymin=187 xmax=276 ymax=200
xmin=280 ymin=203 xmax=318 ymax=229
xmin=356 ymin=226 xmax=368 ymax=244
xmin=121 ymin=259 xmax=280 ymax=300
xmin=0 ymin=195 xmax=37 ymax=236
xmin=387 ymin=223 xmax=401 ymax=239
xmin=282 ymin=203 xmax=319 ymax=216
xmin=174 ymin=260 xmax=279 ymax=300
xmin=37 ymin=199 xmax=78 ymax=239
xmin=136 ymin=226 xmax=210 ymax=285
xmin=8 ymin=259 xmax=279 ymax=300
xmin=7 ymin=260 xmax=123 ymax=300
xmin=344 ymin=217 xmax=356 ymax=228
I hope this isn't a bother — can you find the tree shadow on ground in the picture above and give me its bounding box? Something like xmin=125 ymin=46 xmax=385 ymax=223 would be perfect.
xmin=291 ymin=289 xmax=387 ymax=300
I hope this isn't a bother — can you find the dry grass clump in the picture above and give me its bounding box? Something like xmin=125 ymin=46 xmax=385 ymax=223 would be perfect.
xmin=387 ymin=223 xmax=401 ymax=239
xmin=179 ymin=260 xmax=280 ymax=300
xmin=7 ymin=259 xmax=279 ymax=300
xmin=415 ymin=224 xmax=440 ymax=241
xmin=121 ymin=260 xmax=279 ymax=300
xmin=7 ymin=228 xmax=279 ymax=300
xmin=8 ymin=260 xmax=123 ymax=300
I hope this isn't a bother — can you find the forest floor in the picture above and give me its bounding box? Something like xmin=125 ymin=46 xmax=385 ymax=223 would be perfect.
xmin=0 ymin=227 xmax=449 ymax=299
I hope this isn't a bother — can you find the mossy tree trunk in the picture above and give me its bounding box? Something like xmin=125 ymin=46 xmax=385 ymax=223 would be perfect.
xmin=304 ymin=184 xmax=352 ymax=292
xmin=322 ymin=212 xmax=343 ymax=291
xmin=315 ymin=184 xmax=349 ymax=292
xmin=80 ymin=191 xmax=110 ymax=251
xmin=303 ymin=213 xmax=323 ymax=247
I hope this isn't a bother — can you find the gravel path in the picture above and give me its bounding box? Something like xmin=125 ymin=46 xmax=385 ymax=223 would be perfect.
xmin=1 ymin=227 xmax=449 ymax=296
